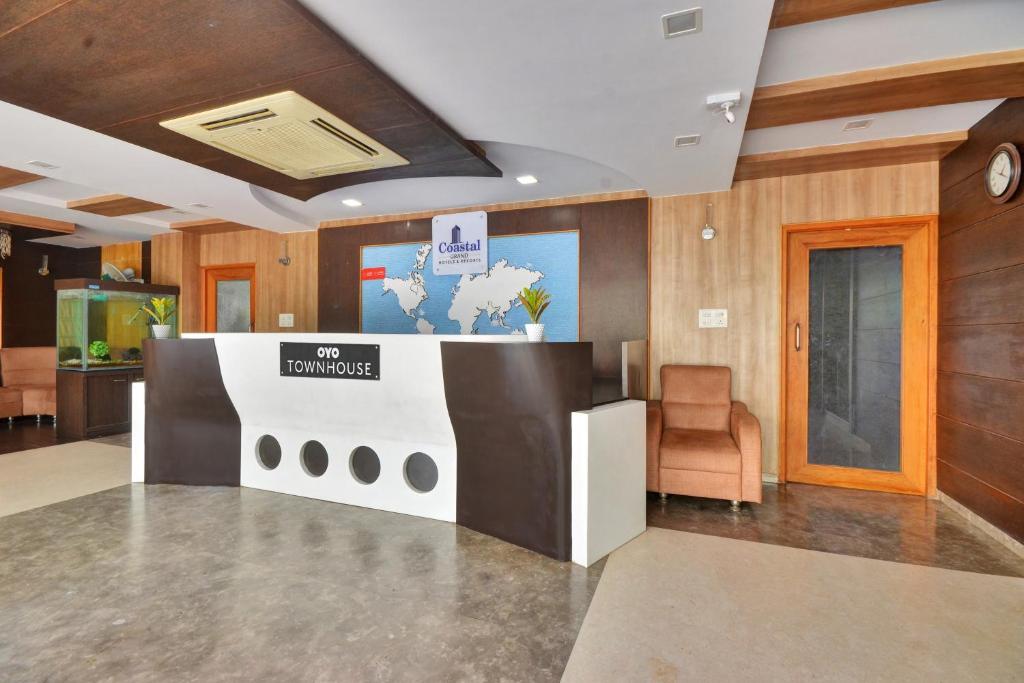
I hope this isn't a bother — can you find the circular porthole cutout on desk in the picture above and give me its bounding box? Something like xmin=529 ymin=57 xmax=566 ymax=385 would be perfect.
xmin=255 ymin=435 xmax=282 ymax=470
xmin=349 ymin=446 xmax=381 ymax=485
xmin=300 ymin=440 xmax=329 ymax=477
xmin=404 ymin=452 xmax=438 ymax=493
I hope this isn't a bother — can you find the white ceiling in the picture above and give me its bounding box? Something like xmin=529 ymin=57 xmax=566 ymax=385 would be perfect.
xmin=0 ymin=0 xmax=1020 ymax=246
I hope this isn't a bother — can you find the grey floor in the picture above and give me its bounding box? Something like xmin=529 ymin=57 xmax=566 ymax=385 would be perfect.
xmin=0 ymin=485 xmax=602 ymax=682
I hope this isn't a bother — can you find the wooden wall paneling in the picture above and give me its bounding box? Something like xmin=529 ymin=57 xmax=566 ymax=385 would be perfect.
xmin=939 ymin=169 xmax=1024 ymax=237
xmin=734 ymin=133 xmax=964 ymax=182
xmin=941 ymin=98 xmax=1024 ymax=192
xmin=649 ymin=178 xmax=783 ymax=474
xmin=937 ymin=371 xmax=1024 ymax=444
xmin=200 ymin=229 xmax=318 ymax=332
xmin=748 ymin=49 xmax=1024 ymax=130
xmin=150 ymin=231 xmax=201 ymax=332
xmin=937 ymin=417 xmax=1024 ymax=503
xmin=0 ymin=165 xmax=42 ymax=189
xmin=99 ymin=241 xmax=142 ymax=275
xmin=781 ymin=161 xmax=938 ymax=224
xmin=940 ymin=264 xmax=1024 ymax=326
xmin=769 ymin=0 xmax=937 ymax=28
xmin=938 ymin=323 xmax=1024 ymax=383
xmin=940 ymin=205 xmax=1024 ymax=279
xmin=937 ymin=460 xmax=1024 ymax=542
xmin=67 ymin=194 xmax=168 ymax=216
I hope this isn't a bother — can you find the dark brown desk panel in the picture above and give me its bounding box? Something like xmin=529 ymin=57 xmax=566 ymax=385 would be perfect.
xmin=143 ymin=338 xmax=240 ymax=486
xmin=441 ymin=342 xmax=593 ymax=561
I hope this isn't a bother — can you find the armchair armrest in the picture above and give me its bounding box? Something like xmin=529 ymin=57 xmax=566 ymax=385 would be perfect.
xmin=730 ymin=401 xmax=763 ymax=503
xmin=646 ymin=400 xmax=663 ymax=492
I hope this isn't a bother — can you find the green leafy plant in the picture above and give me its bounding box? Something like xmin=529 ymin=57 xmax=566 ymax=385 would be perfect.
xmin=129 ymin=296 xmax=176 ymax=326
xmin=88 ymin=340 xmax=110 ymax=359
xmin=518 ymin=286 xmax=551 ymax=324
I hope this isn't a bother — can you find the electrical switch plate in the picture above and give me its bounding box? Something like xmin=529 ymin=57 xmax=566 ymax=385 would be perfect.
xmin=698 ymin=308 xmax=728 ymax=328
xmin=278 ymin=313 xmax=295 ymax=328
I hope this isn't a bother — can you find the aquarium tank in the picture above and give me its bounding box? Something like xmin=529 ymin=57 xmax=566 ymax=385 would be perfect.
xmin=56 ymin=287 xmax=178 ymax=370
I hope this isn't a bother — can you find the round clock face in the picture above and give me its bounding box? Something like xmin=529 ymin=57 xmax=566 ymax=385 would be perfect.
xmin=987 ymin=150 xmax=1013 ymax=197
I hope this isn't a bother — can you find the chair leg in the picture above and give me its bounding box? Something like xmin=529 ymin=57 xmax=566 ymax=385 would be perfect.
xmin=730 ymin=500 xmax=741 ymax=511
xmin=36 ymin=414 xmax=42 ymax=424
xmin=659 ymin=492 xmax=668 ymax=502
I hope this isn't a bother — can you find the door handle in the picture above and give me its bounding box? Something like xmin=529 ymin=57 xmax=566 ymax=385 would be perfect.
xmin=795 ymin=323 xmax=801 ymax=352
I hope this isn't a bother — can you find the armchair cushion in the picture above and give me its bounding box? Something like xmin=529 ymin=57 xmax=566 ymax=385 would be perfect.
xmin=660 ymin=428 xmax=740 ymax=474
xmin=661 ymin=365 xmax=732 ymax=432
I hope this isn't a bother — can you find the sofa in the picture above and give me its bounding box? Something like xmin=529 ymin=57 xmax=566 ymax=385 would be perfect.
xmin=647 ymin=365 xmax=762 ymax=509
xmin=0 ymin=347 xmax=57 ymax=421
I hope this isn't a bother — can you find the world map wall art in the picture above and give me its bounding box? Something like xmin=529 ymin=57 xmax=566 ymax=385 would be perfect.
xmin=359 ymin=231 xmax=580 ymax=340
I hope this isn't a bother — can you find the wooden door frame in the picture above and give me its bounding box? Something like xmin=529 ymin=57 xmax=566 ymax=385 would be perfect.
xmin=778 ymin=215 xmax=938 ymax=495
xmin=201 ymin=263 xmax=257 ymax=332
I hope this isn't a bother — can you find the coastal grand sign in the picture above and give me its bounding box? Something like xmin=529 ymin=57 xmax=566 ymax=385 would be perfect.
xmin=432 ymin=210 xmax=487 ymax=276
xmin=280 ymin=342 xmax=380 ymax=380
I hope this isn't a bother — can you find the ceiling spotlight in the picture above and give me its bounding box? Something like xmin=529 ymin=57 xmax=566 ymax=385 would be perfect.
xmin=706 ymin=91 xmax=742 ymax=125
xmin=38 ymin=254 xmax=50 ymax=276
xmin=188 ymin=202 xmax=210 ymax=209
xmin=27 ymin=160 xmax=59 ymax=170
xmin=342 ymin=198 xmax=363 ymax=207
xmin=516 ymin=175 xmax=539 ymax=185
xmin=842 ymin=118 xmax=874 ymax=132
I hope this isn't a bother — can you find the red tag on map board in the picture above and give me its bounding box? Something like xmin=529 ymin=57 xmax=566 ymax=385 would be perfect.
xmin=361 ymin=267 xmax=386 ymax=280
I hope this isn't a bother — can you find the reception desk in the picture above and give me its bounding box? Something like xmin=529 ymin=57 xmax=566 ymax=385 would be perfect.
xmin=133 ymin=334 xmax=645 ymax=566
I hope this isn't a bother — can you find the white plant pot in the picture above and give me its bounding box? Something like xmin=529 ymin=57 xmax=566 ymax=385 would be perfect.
xmin=525 ymin=323 xmax=545 ymax=342
xmin=152 ymin=324 xmax=173 ymax=339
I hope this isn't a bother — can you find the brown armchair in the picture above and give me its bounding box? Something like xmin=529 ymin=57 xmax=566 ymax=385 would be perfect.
xmin=647 ymin=365 xmax=762 ymax=509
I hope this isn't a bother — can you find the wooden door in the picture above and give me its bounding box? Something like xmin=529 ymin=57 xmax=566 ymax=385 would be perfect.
xmin=782 ymin=216 xmax=936 ymax=495
xmin=203 ymin=264 xmax=256 ymax=332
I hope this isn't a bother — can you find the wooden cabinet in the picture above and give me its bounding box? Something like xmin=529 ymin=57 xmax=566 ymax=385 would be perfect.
xmin=57 ymin=368 xmax=143 ymax=439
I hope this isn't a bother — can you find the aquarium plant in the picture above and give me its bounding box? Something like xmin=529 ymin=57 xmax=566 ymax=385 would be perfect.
xmin=88 ymin=340 xmax=110 ymax=360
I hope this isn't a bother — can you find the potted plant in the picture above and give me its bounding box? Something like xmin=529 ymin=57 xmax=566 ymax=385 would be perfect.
xmin=130 ymin=296 xmax=177 ymax=339
xmin=518 ymin=286 xmax=551 ymax=342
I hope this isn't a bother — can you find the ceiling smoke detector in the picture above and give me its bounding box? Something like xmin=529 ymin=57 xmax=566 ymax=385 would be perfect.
xmin=842 ymin=118 xmax=875 ymax=132
xmin=160 ymin=91 xmax=408 ymax=180
xmin=662 ymin=8 xmax=702 ymax=38
xmin=674 ymin=134 xmax=701 ymax=148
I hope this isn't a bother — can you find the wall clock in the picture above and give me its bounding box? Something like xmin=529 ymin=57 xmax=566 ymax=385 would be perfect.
xmin=985 ymin=142 xmax=1021 ymax=204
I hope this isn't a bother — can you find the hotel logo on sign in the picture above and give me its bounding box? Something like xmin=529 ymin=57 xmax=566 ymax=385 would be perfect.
xmin=432 ymin=211 xmax=487 ymax=276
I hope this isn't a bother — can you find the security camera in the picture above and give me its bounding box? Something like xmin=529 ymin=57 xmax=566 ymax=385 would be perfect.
xmin=706 ymin=91 xmax=742 ymax=125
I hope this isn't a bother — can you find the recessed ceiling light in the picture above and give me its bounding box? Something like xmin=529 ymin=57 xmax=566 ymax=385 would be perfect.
xmin=842 ymin=118 xmax=874 ymax=132
xmin=662 ymin=8 xmax=702 ymax=38
xmin=342 ymin=198 xmax=363 ymax=207
xmin=516 ymin=175 xmax=538 ymax=185
xmin=27 ymin=160 xmax=59 ymax=169
xmin=674 ymin=134 xmax=701 ymax=148
xmin=171 ymin=210 xmax=188 ymax=215
xmin=188 ymin=202 xmax=210 ymax=209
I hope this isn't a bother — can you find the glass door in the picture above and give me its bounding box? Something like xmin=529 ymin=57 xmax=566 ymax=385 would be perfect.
xmin=784 ymin=219 xmax=933 ymax=495
xmin=203 ymin=264 xmax=256 ymax=333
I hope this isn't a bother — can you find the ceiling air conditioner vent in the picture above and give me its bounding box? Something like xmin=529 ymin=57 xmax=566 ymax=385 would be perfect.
xmin=160 ymin=91 xmax=408 ymax=180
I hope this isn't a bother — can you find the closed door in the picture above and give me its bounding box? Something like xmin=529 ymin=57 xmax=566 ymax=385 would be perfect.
xmin=783 ymin=217 xmax=935 ymax=495
xmin=204 ymin=265 xmax=256 ymax=332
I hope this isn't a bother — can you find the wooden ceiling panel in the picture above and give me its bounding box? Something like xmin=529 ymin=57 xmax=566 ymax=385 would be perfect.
xmin=0 ymin=209 xmax=75 ymax=234
xmin=0 ymin=0 xmax=499 ymax=201
xmin=0 ymin=1 xmax=67 ymax=36
xmin=170 ymin=219 xmax=256 ymax=236
xmin=733 ymin=131 xmax=966 ymax=181
xmin=66 ymin=194 xmax=169 ymax=216
xmin=748 ymin=49 xmax=1024 ymax=129
xmin=0 ymin=166 xmax=43 ymax=190
xmin=769 ymin=1 xmax=937 ymax=28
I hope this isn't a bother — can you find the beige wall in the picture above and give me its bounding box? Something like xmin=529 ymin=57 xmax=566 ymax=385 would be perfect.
xmin=152 ymin=229 xmax=318 ymax=333
xmin=649 ymin=162 xmax=939 ymax=475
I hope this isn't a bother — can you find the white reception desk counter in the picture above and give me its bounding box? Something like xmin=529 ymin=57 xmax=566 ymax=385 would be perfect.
xmin=134 ymin=333 xmax=645 ymax=566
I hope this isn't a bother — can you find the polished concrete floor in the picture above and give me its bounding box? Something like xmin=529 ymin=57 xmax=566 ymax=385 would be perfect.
xmin=648 ymin=484 xmax=1024 ymax=578
xmin=564 ymin=528 xmax=1024 ymax=681
xmin=0 ymin=485 xmax=602 ymax=682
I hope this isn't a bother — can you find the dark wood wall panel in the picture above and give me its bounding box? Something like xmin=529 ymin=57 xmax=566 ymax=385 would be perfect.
xmin=1 ymin=229 xmax=100 ymax=347
xmin=318 ymin=198 xmax=649 ymax=379
xmin=938 ymin=324 xmax=1024 ymax=381
xmin=938 ymin=97 xmax=1024 ymax=542
xmin=937 ymin=418 xmax=1024 ymax=502
xmin=937 ymin=372 xmax=1024 ymax=444
xmin=939 ymin=264 xmax=1024 ymax=325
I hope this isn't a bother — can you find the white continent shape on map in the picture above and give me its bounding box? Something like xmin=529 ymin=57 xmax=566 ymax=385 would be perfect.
xmin=447 ymin=259 xmax=543 ymax=334
xmin=414 ymin=244 xmax=431 ymax=270
xmin=415 ymin=318 xmax=435 ymax=334
xmin=381 ymin=271 xmax=427 ymax=318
